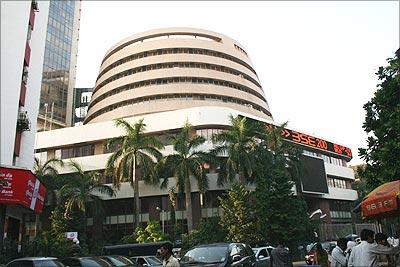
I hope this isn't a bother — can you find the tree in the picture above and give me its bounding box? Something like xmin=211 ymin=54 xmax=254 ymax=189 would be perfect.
xmin=33 ymin=157 xmax=64 ymax=206
xmin=358 ymin=49 xmax=400 ymax=192
xmin=105 ymin=118 xmax=164 ymax=228
xmin=160 ymin=122 xmax=209 ymax=233
xmin=33 ymin=157 xmax=65 ymax=234
xmin=182 ymin=217 xmax=226 ymax=250
xmin=218 ymin=183 xmax=257 ymax=245
xmin=60 ymin=161 xmax=115 ymax=242
xmin=253 ymin=123 xmax=312 ymax=249
xmin=211 ymin=115 xmax=264 ymax=185
xmin=134 ymin=220 xmax=168 ymax=243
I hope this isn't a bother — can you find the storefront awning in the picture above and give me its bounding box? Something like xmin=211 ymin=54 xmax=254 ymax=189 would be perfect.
xmin=0 ymin=166 xmax=46 ymax=214
xmin=361 ymin=180 xmax=399 ymax=220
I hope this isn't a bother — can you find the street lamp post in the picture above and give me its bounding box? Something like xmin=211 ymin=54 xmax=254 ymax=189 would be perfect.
xmin=156 ymin=206 xmax=165 ymax=233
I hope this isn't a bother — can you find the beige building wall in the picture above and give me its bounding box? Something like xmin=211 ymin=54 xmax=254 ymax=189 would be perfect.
xmin=85 ymin=27 xmax=272 ymax=124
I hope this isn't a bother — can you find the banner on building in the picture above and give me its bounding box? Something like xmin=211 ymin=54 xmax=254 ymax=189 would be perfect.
xmin=0 ymin=166 xmax=46 ymax=214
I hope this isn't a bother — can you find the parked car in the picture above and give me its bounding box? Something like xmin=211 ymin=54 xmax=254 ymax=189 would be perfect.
xmin=100 ymin=255 xmax=138 ymax=267
xmin=252 ymin=247 xmax=272 ymax=267
xmin=102 ymin=242 xmax=164 ymax=257
xmin=130 ymin=256 xmax=162 ymax=266
xmin=61 ymin=257 xmax=112 ymax=267
xmin=305 ymin=241 xmax=337 ymax=265
xmin=180 ymin=242 xmax=256 ymax=267
xmin=6 ymin=257 xmax=65 ymax=267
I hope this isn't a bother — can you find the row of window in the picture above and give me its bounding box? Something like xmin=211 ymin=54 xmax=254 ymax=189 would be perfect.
xmin=196 ymin=128 xmax=223 ymax=140
xmin=330 ymin=211 xmax=352 ymax=219
xmin=49 ymin=1 xmax=75 ymax=26
xmin=86 ymin=92 xmax=270 ymax=123
xmin=321 ymin=154 xmax=347 ymax=166
xmin=234 ymin=44 xmax=248 ymax=56
xmin=327 ymin=177 xmax=348 ymax=189
xmin=96 ymin=61 xmax=261 ymax=94
xmin=102 ymin=33 xmax=222 ymax=64
xmin=56 ymin=144 xmax=95 ymax=159
xmin=303 ymin=150 xmax=347 ymax=167
xmin=89 ymin=76 xmax=266 ymax=110
xmin=97 ymin=47 xmax=257 ymax=84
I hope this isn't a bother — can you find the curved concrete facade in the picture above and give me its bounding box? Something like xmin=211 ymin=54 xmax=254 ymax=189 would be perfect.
xmin=84 ymin=28 xmax=273 ymax=124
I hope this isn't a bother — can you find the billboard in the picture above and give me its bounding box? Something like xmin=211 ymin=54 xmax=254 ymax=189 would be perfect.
xmin=299 ymin=155 xmax=329 ymax=194
xmin=0 ymin=166 xmax=46 ymax=214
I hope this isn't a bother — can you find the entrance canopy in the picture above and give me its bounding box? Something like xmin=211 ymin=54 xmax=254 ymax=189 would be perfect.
xmin=361 ymin=180 xmax=400 ymax=220
xmin=0 ymin=166 xmax=46 ymax=214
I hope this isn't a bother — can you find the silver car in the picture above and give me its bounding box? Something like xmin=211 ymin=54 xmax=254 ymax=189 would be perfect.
xmin=6 ymin=257 xmax=64 ymax=267
xmin=252 ymin=247 xmax=273 ymax=267
xmin=130 ymin=256 xmax=162 ymax=267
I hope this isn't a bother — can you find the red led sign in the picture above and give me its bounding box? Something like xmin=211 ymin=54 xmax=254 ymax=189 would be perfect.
xmin=266 ymin=124 xmax=352 ymax=159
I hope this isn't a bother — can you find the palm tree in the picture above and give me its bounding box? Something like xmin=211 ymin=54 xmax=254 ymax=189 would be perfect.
xmin=160 ymin=122 xmax=209 ymax=232
xmin=33 ymin=157 xmax=64 ymax=206
xmin=33 ymin=157 xmax=65 ymax=233
xmin=60 ymin=160 xmax=115 ymax=239
xmin=211 ymin=115 xmax=264 ymax=185
xmin=104 ymin=118 xmax=164 ymax=229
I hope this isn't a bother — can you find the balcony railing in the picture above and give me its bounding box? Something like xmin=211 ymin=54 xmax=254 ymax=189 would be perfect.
xmin=17 ymin=110 xmax=31 ymax=132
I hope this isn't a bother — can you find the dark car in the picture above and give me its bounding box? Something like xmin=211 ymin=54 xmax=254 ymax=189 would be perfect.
xmin=180 ymin=243 xmax=256 ymax=267
xmin=6 ymin=257 xmax=65 ymax=267
xmin=130 ymin=256 xmax=162 ymax=266
xmin=100 ymin=256 xmax=138 ymax=267
xmin=61 ymin=257 xmax=112 ymax=267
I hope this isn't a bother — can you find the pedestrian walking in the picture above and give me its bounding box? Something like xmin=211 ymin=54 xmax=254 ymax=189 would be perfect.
xmin=375 ymin=233 xmax=396 ymax=267
xmin=160 ymin=241 xmax=180 ymax=267
xmin=348 ymin=229 xmax=400 ymax=267
xmin=71 ymin=238 xmax=82 ymax=256
xmin=270 ymin=241 xmax=293 ymax=267
xmin=331 ymin=238 xmax=348 ymax=267
xmin=314 ymin=242 xmax=329 ymax=267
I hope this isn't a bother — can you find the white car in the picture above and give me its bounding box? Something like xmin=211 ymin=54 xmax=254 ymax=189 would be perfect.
xmin=252 ymin=246 xmax=274 ymax=267
xmin=7 ymin=257 xmax=64 ymax=267
xmin=130 ymin=256 xmax=162 ymax=267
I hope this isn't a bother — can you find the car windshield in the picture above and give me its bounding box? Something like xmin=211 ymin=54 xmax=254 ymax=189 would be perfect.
xmin=103 ymin=256 xmax=134 ymax=266
xmin=35 ymin=260 xmax=65 ymax=267
xmin=181 ymin=246 xmax=228 ymax=264
xmin=80 ymin=258 xmax=110 ymax=267
xmin=146 ymin=257 xmax=162 ymax=265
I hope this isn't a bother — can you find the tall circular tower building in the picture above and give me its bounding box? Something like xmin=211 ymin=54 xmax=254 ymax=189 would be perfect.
xmin=85 ymin=28 xmax=272 ymax=124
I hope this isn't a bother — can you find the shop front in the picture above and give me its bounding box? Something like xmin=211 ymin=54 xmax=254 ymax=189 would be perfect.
xmin=0 ymin=166 xmax=46 ymax=257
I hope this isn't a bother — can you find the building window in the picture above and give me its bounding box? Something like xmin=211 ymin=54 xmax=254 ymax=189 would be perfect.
xmin=61 ymin=144 xmax=95 ymax=159
xmin=327 ymin=176 xmax=348 ymax=189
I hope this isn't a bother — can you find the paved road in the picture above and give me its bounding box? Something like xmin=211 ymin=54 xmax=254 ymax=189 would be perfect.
xmin=293 ymin=261 xmax=308 ymax=267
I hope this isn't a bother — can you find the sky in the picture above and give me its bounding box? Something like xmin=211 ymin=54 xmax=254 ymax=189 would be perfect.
xmin=75 ymin=1 xmax=399 ymax=165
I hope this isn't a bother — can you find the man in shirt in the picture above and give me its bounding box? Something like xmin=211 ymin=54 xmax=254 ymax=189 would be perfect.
xmin=160 ymin=241 xmax=180 ymax=267
xmin=331 ymin=238 xmax=348 ymax=267
xmin=348 ymin=229 xmax=400 ymax=267
xmin=270 ymin=240 xmax=293 ymax=267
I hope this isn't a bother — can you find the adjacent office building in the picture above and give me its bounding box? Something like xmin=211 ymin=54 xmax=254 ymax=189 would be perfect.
xmin=35 ymin=28 xmax=357 ymax=241
xmin=37 ymin=0 xmax=81 ymax=131
xmin=1 ymin=0 xmax=49 ymax=254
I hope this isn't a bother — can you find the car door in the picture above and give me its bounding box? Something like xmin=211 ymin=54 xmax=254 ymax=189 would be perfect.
xmin=255 ymin=249 xmax=270 ymax=267
xmin=7 ymin=260 xmax=34 ymax=267
xmin=230 ymin=244 xmax=254 ymax=267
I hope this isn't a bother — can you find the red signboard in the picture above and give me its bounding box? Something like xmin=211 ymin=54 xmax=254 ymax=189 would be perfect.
xmin=0 ymin=167 xmax=46 ymax=214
